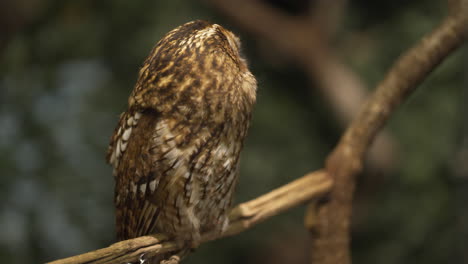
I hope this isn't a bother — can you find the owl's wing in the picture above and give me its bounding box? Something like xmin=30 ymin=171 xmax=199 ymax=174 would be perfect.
xmin=108 ymin=109 xmax=162 ymax=239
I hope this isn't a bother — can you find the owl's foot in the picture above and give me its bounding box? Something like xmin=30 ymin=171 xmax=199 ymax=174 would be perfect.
xmin=139 ymin=253 xmax=147 ymax=264
xmin=160 ymin=255 xmax=180 ymax=264
xmin=125 ymin=253 xmax=147 ymax=264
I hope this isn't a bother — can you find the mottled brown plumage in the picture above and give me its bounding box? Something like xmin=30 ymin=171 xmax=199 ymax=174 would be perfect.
xmin=106 ymin=20 xmax=256 ymax=262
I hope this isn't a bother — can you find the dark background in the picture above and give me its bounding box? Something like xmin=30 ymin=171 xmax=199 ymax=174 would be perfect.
xmin=0 ymin=0 xmax=467 ymax=263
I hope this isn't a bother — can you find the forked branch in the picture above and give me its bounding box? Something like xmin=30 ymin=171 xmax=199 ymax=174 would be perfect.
xmin=312 ymin=2 xmax=468 ymax=264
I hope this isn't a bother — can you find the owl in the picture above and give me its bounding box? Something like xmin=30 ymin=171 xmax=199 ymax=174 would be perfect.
xmin=106 ymin=20 xmax=257 ymax=263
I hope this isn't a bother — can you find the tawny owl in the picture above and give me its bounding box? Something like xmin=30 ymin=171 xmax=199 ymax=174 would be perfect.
xmin=106 ymin=20 xmax=256 ymax=263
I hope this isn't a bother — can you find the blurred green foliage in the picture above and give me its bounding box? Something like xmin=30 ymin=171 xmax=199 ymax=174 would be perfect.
xmin=0 ymin=0 xmax=466 ymax=263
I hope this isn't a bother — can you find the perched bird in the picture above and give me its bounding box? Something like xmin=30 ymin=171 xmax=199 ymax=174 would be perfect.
xmin=106 ymin=20 xmax=257 ymax=263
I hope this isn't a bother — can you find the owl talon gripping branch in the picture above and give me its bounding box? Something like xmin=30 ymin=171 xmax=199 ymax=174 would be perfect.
xmin=107 ymin=20 xmax=257 ymax=263
xmin=140 ymin=254 xmax=147 ymax=264
xmin=160 ymin=255 xmax=181 ymax=264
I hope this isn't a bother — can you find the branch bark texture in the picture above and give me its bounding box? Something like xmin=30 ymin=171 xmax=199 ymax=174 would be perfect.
xmin=47 ymin=171 xmax=332 ymax=264
xmin=314 ymin=4 xmax=468 ymax=264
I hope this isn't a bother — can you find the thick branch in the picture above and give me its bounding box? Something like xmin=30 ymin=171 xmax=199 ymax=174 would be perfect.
xmin=47 ymin=171 xmax=332 ymax=264
xmin=224 ymin=170 xmax=332 ymax=237
xmin=47 ymin=234 xmax=180 ymax=264
xmin=314 ymin=4 xmax=468 ymax=264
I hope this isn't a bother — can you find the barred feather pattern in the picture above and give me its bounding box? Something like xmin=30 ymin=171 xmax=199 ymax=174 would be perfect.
xmin=106 ymin=20 xmax=256 ymax=261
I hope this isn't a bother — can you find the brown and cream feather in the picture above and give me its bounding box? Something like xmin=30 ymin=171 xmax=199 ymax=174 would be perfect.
xmin=107 ymin=20 xmax=256 ymax=262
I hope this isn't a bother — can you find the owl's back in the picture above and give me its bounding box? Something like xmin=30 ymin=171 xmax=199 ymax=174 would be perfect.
xmin=107 ymin=20 xmax=257 ymax=256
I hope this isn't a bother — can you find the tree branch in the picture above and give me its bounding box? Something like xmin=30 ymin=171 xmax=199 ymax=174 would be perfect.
xmin=337 ymin=8 xmax=468 ymax=161
xmin=312 ymin=3 xmax=468 ymax=264
xmin=47 ymin=171 xmax=332 ymax=264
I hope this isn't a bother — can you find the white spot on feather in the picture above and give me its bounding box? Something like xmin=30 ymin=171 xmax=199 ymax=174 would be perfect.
xmin=121 ymin=140 xmax=127 ymax=152
xmin=126 ymin=116 xmax=134 ymax=126
xmin=187 ymin=206 xmax=200 ymax=232
xmin=189 ymin=176 xmax=200 ymax=205
xmin=149 ymin=179 xmax=157 ymax=192
xmin=115 ymin=140 xmax=121 ymax=158
xmin=139 ymin=183 xmax=147 ymax=195
xmin=109 ymin=151 xmax=116 ymax=164
xmin=134 ymin=112 xmax=142 ymax=120
xmin=194 ymin=27 xmax=216 ymax=42
xmin=130 ymin=182 xmax=137 ymax=194
xmin=122 ymin=127 xmax=132 ymax=141
xmin=165 ymin=148 xmax=182 ymax=163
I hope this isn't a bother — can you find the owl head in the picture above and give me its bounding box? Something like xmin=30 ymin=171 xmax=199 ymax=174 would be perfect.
xmin=128 ymin=20 xmax=256 ymax=116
